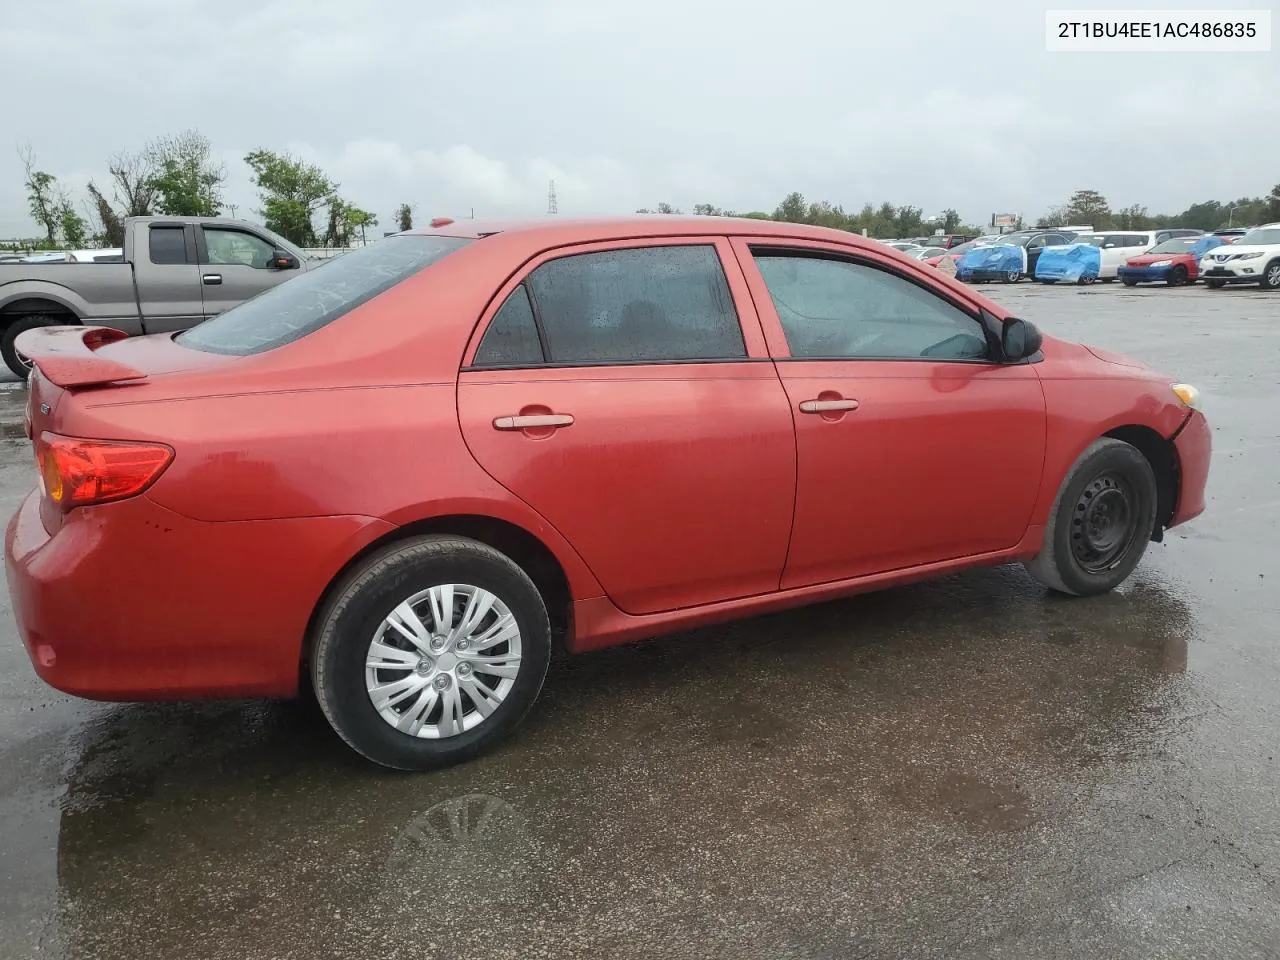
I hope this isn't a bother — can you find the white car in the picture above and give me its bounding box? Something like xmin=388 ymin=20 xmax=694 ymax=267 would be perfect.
xmin=1199 ymin=223 xmax=1280 ymax=290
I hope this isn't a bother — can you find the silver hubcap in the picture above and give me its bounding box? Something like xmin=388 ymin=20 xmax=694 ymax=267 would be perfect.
xmin=1267 ymin=264 xmax=1280 ymax=285
xmin=364 ymin=584 xmax=522 ymax=739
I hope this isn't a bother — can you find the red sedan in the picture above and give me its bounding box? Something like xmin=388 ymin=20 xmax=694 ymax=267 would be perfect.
xmin=6 ymin=217 xmax=1212 ymax=770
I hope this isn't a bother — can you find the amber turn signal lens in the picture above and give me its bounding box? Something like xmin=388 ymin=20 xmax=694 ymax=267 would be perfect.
xmin=1171 ymin=383 xmax=1201 ymax=411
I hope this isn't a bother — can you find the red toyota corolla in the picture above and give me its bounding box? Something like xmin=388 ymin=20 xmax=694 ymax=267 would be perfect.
xmin=5 ymin=217 xmax=1212 ymax=770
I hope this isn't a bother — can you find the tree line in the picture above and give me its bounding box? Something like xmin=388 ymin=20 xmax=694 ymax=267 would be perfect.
xmin=644 ymin=183 xmax=1280 ymax=237
xmin=14 ymin=129 xmax=417 ymax=250
xmin=1036 ymin=186 xmax=1280 ymax=232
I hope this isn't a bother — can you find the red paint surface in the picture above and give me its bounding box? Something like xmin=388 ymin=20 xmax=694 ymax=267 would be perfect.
xmin=5 ymin=217 xmax=1213 ymax=700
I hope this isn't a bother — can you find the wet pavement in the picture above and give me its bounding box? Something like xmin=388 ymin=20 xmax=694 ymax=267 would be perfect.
xmin=1 ymin=282 xmax=1277 ymax=959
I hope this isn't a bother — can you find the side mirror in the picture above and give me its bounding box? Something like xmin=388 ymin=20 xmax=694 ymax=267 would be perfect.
xmin=270 ymin=249 xmax=299 ymax=270
xmin=1001 ymin=317 xmax=1043 ymax=362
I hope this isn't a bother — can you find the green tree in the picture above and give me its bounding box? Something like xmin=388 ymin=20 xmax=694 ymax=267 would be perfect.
xmin=394 ymin=202 xmax=414 ymax=231
xmin=148 ymin=129 xmax=224 ymax=216
xmin=87 ymin=181 xmax=125 ymax=246
xmin=244 ymin=149 xmax=337 ymax=246
xmin=773 ymin=192 xmax=808 ymax=224
xmin=57 ymin=198 xmax=87 ymax=247
xmin=345 ymin=205 xmax=377 ymax=245
xmin=1035 ymin=205 xmax=1069 ymax=228
xmin=19 ymin=144 xmax=59 ymax=244
xmin=1114 ymin=204 xmax=1151 ymax=230
xmin=940 ymin=209 xmax=962 ymax=233
xmin=1064 ymin=189 xmax=1112 ymax=228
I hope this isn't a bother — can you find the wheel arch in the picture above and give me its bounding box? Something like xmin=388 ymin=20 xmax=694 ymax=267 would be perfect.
xmin=301 ymin=513 xmax=576 ymax=682
xmin=0 ymin=288 xmax=86 ymax=323
xmin=1103 ymin=424 xmax=1178 ymax=539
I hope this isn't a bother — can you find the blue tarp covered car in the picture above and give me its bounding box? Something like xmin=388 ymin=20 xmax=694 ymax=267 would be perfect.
xmin=955 ymin=244 xmax=1026 ymax=283
xmin=1034 ymin=243 xmax=1102 ymax=284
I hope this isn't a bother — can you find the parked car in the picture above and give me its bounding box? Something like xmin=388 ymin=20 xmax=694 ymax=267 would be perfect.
xmin=923 ymin=235 xmax=1003 ymax=268
xmin=885 ymin=241 xmax=927 ymax=256
xmin=1118 ymin=235 xmax=1229 ymax=286
xmin=910 ymin=234 xmax=976 ymax=249
xmin=0 ymin=217 xmax=317 ymax=377
xmin=7 ymin=216 xmax=1212 ymax=770
xmin=914 ymin=246 xmax=948 ymax=260
xmin=959 ymin=231 xmax=1075 ymax=282
xmin=1199 ymin=223 xmax=1280 ymax=290
xmin=1212 ymin=227 xmax=1249 ymax=238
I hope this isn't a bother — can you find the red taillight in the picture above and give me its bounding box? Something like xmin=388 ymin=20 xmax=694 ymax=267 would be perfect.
xmin=34 ymin=432 xmax=173 ymax=512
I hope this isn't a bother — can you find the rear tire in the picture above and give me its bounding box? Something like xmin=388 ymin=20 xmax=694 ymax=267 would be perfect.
xmin=1003 ymin=270 xmax=1020 ymax=284
xmin=1 ymin=314 xmax=69 ymax=379
xmin=1023 ymin=438 xmax=1157 ymax=597
xmin=310 ymin=535 xmax=552 ymax=771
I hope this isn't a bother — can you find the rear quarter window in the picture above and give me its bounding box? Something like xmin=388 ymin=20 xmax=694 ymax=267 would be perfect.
xmin=177 ymin=235 xmax=470 ymax=355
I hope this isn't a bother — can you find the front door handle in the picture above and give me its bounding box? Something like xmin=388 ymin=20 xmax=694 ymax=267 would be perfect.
xmin=202 ymin=273 xmax=223 ymax=285
xmin=493 ymin=413 xmax=574 ymax=431
xmin=799 ymin=398 xmax=859 ymax=413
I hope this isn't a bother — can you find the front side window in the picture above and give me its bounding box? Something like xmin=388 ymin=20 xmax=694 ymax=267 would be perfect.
xmin=149 ymin=226 xmax=188 ymax=265
xmin=525 ymin=245 xmax=746 ymax=364
xmin=752 ymin=253 xmax=989 ymax=362
xmin=203 ymin=227 xmax=276 ymax=268
xmin=177 ymin=235 xmax=470 ymax=355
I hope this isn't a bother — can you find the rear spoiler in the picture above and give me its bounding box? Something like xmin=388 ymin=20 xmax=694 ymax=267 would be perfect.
xmin=13 ymin=326 xmax=146 ymax=388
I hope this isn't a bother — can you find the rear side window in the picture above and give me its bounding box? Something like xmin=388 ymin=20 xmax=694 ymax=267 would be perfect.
xmin=525 ymin=245 xmax=746 ymax=364
xmin=177 ymin=235 xmax=470 ymax=355
xmin=149 ymin=226 xmax=189 ymax=265
xmin=473 ymin=285 xmax=544 ymax=367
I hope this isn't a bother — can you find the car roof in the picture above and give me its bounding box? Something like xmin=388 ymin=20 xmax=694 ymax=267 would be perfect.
xmin=407 ymin=215 xmax=882 ymax=246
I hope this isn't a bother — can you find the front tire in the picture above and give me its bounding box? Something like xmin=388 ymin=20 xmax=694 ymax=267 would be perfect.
xmin=311 ymin=535 xmax=552 ymax=771
xmin=1003 ymin=270 xmax=1020 ymax=284
xmin=1023 ymin=438 xmax=1157 ymax=597
xmin=1166 ymin=265 xmax=1188 ymax=287
xmin=1121 ymin=277 xmax=1138 ymax=287
xmin=1261 ymin=260 xmax=1280 ymax=291
xmin=1205 ymin=279 xmax=1226 ymax=289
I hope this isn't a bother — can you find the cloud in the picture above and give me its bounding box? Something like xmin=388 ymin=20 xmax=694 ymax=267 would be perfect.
xmin=0 ymin=0 xmax=1276 ymax=238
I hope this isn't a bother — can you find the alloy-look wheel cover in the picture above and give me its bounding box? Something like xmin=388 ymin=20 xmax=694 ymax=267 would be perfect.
xmin=364 ymin=584 xmax=522 ymax=739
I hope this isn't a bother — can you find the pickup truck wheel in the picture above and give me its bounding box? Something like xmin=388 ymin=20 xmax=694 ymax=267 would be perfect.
xmin=1 ymin=315 xmax=67 ymax=379
xmin=310 ymin=535 xmax=552 ymax=771
xmin=1023 ymin=438 xmax=1157 ymax=597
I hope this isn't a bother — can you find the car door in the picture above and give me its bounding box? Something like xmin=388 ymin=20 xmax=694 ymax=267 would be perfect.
xmin=456 ymin=238 xmax=797 ymax=616
xmin=135 ymin=222 xmax=206 ymax=334
xmin=730 ymin=238 xmax=1047 ymax=589
xmin=196 ymin=224 xmax=297 ymax=319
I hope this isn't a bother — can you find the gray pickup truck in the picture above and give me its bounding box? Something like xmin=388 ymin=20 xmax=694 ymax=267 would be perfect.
xmin=0 ymin=216 xmax=319 ymax=377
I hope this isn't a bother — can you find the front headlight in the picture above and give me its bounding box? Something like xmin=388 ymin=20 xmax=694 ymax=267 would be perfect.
xmin=1239 ymin=252 xmax=1264 ymax=260
xmin=1171 ymin=383 xmax=1201 ymax=410
xmin=1150 ymin=260 xmax=1172 ymax=268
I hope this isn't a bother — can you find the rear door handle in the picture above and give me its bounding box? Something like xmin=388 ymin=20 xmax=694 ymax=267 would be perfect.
xmin=493 ymin=413 xmax=574 ymax=430
xmin=799 ymin=399 xmax=859 ymax=413
xmin=202 ymin=273 xmax=223 ymax=285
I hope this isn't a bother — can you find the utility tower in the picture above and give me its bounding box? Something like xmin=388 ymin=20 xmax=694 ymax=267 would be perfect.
xmin=546 ymin=180 xmax=558 ymax=215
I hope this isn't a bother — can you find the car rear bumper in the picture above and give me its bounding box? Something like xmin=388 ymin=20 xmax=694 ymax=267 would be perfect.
xmin=5 ymin=489 xmax=390 ymax=701
xmin=1170 ymin=410 xmax=1211 ymax=527
xmin=1117 ymin=265 xmax=1171 ymax=283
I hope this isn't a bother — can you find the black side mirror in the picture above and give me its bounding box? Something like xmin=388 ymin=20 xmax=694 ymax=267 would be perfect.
xmin=270 ymin=249 xmax=299 ymax=270
xmin=1001 ymin=317 xmax=1043 ymax=362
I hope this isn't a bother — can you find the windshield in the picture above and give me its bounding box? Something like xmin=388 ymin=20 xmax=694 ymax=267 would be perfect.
xmin=1237 ymin=227 xmax=1280 ymax=246
xmin=1148 ymin=238 xmax=1198 ymax=254
xmin=177 ymin=235 xmax=471 ymax=355
xmin=948 ymin=237 xmax=995 ymax=254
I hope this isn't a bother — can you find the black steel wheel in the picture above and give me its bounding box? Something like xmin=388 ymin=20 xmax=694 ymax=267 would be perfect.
xmin=1024 ymin=438 xmax=1157 ymax=596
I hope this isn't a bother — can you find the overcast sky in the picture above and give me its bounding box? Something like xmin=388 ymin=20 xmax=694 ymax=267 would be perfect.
xmin=2 ymin=0 xmax=1276 ymax=238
